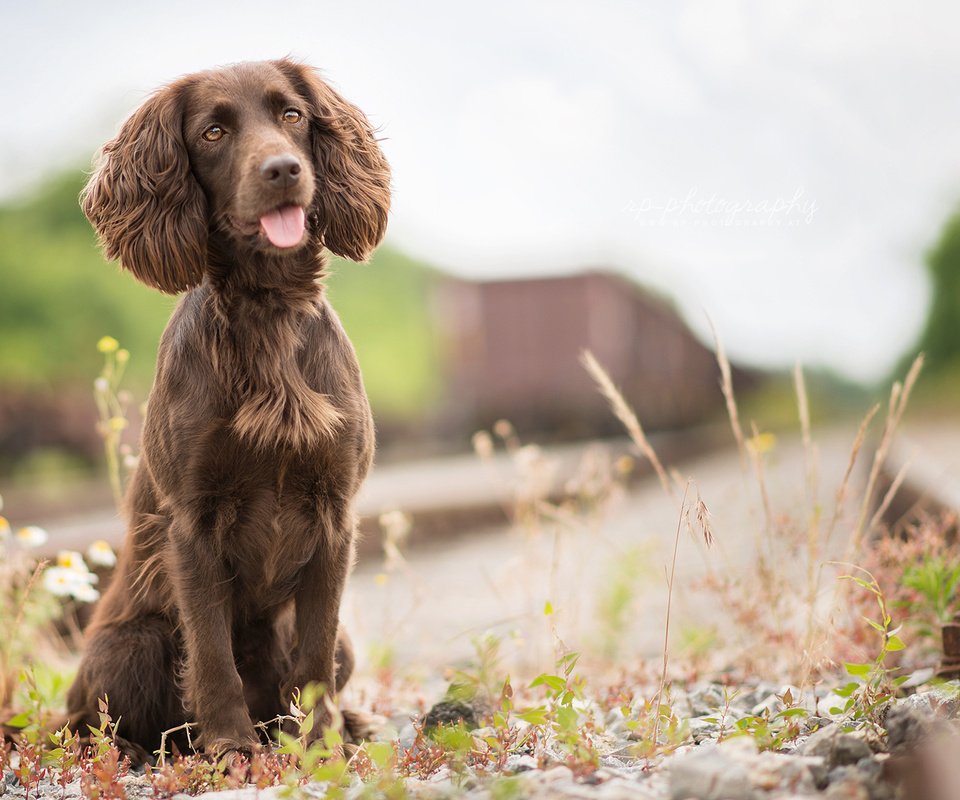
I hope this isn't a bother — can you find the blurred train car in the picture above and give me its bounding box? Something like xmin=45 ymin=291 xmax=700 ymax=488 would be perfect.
xmin=435 ymin=270 xmax=752 ymax=440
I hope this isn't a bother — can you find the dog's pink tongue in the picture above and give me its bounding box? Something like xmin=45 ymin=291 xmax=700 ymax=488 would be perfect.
xmin=259 ymin=206 xmax=306 ymax=248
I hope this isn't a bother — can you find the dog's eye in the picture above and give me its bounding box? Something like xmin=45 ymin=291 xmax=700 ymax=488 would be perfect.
xmin=282 ymin=109 xmax=302 ymax=124
xmin=202 ymin=125 xmax=224 ymax=142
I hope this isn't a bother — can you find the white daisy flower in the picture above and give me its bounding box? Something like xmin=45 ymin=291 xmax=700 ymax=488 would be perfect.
xmin=44 ymin=566 xmax=82 ymax=597
xmin=71 ymin=582 xmax=101 ymax=604
xmin=44 ymin=565 xmax=101 ymax=602
xmin=16 ymin=525 xmax=48 ymax=548
xmin=86 ymin=540 xmax=117 ymax=568
xmin=57 ymin=550 xmax=89 ymax=573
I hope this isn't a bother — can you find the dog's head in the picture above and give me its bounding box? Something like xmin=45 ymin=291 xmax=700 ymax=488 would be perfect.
xmin=83 ymin=60 xmax=391 ymax=293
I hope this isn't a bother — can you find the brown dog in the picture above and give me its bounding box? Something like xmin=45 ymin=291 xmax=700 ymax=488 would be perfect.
xmin=66 ymin=59 xmax=390 ymax=759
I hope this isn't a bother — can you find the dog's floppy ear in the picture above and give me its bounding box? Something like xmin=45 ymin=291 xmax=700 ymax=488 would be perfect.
xmin=277 ymin=60 xmax=391 ymax=262
xmin=82 ymin=80 xmax=207 ymax=294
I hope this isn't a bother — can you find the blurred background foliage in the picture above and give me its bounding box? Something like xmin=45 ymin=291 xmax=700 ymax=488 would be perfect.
xmin=916 ymin=207 xmax=960 ymax=372
xmin=0 ymin=171 xmax=173 ymax=389
xmin=907 ymin=205 xmax=960 ymax=399
xmin=892 ymin=203 xmax=960 ymax=411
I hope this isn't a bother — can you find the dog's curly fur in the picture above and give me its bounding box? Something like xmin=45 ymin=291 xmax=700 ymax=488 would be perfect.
xmin=66 ymin=59 xmax=390 ymax=759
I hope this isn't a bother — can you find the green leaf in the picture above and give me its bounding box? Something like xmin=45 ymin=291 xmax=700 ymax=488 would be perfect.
xmin=324 ymin=726 xmax=343 ymax=751
xmin=842 ymin=575 xmax=876 ymax=593
xmin=434 ymin=724 xmax=473 ymax=753
xmin=834 ymin=681 xmax=860 ymax=697
xmin=516 ymin=706 xmax=549 ymax=725
xmin=365 ymin=741 xmax=395 ymax=768
xmin=558 ymin=651 xmax=580 ymax=676
xmin=275 ymin=731 xmax=303 ymax=757
xmin=530 ymin=674 xmax=566 ymax=693
xmin=300 ymin=708 xmax=315 ymax=736
xmin=886 ymin=634 xmax=906 ymax=652
xmin=555 ymin=704 xmax=578 ymax=731
xmin=6 ymin=712 xmax=30 ymax=729
xmin=844 ymin=662 xmax=872 ymax=678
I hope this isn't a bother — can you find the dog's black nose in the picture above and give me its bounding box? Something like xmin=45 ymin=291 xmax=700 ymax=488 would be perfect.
xmin=260 ymin=154 xmax=301 ymax=188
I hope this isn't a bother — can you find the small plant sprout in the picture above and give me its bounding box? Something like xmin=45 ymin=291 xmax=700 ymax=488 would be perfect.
xmin=726 ymin=686 xmax=809 ymax=752
xmin=830 ymin=564 xmax=908 ymax=731
xmin=274 ymin=684 xmax=351 ymax=795
xmin=526 ymin=649 xmax=599 ymax=775
xmin=900 ymin=554 xmax=960 ymax=626
xmin=449 ymin=632 xmax=506 ymax=704
xmin=47 ymin=724 xmax=81 ymax=800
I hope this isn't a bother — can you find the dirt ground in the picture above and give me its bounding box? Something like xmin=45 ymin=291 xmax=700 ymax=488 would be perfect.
xmin=341 ymin=428 xmax=872 ymax=678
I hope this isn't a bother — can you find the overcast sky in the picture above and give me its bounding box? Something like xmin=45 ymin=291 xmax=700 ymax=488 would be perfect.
xmin=4 ymin=1 xmax=959 ymax=382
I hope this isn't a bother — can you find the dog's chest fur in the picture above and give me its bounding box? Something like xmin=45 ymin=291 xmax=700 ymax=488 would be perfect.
xmin=208 ymin=284 xmax=345 ymax=453
xmin=211 ymin=456 xmax=335 ymax=608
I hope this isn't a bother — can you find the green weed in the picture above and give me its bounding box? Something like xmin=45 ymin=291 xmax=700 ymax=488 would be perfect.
xmin=829 ymin=565 xmax=907 ymax=732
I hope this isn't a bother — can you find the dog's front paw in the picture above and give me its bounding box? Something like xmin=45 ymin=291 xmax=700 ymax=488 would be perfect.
xmin=204 ymin=736 xmax=261 ymax=764
xmin=342 ymin=708 xmax=380 ymax=744
xmin=199 ymin=711 xmax=259 ymax=760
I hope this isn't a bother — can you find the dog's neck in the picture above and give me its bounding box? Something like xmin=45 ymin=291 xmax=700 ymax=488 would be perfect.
xmin=202 ymin=245 xmax=343 ymax=451
xmin=206 ymin=241 xmax=329 ymax=309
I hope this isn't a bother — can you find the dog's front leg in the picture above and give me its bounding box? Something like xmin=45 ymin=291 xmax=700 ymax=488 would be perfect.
xmin=282 ymin=530 xmax=353 ymax=740
xmin=168 ymin=518 xmax=257 ymax=755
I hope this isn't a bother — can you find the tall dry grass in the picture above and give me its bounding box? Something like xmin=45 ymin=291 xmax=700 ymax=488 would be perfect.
xmin=580 ymin=342 xmax=926 ymax=686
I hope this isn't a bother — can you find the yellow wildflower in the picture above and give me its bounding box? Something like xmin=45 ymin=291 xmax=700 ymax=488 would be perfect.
xmin=747 ymin=431 xmax=777 ymax=455
xmin=97 ymin=336 xmax=119 ymax=353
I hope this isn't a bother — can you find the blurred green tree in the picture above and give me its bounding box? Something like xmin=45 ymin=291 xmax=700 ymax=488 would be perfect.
xmin=0 ymin=171 xmax=174 ymax=388
xmin=912 ymin=209 xmax=960 ymax=372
